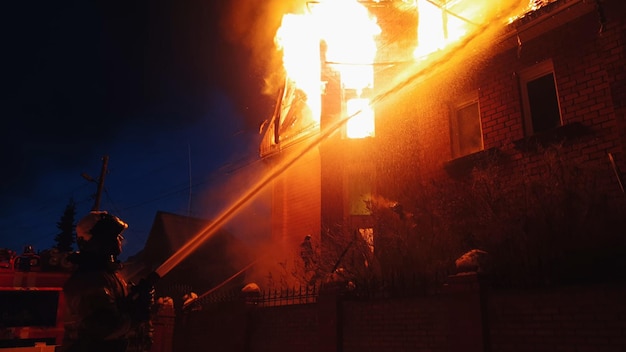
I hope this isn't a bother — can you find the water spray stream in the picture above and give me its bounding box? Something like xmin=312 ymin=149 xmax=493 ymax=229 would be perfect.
xmin=182 ymin=259 xmax=259 ymax=310
xmin=153 ymin=1 xmax=528 ymax=280
xmin=154 ymin=106 xmax=358 ymax=278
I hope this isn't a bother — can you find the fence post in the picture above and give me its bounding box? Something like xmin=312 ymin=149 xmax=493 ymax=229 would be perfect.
xmin=444 ymin=272 xmax=489 ymax=352
xmin=150 ymin=302 xmax=176 ymax=352
xmin=318 ymin=281 xmax=344 ymax=352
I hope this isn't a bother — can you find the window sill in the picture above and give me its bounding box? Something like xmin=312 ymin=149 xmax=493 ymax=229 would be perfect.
xmin=512 ymin=122 xmax=591 ymax=152
xmin=444 ymin=147 xmax=503 ymax=179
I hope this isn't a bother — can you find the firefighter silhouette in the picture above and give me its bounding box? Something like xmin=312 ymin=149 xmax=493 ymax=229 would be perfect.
xmin=300 ymin=235 xmax=315 ymax=270
xmin=14 ymin=245 xmax=41 ymax=272
xmin=59 ymin=211 xmax=156 ymax=352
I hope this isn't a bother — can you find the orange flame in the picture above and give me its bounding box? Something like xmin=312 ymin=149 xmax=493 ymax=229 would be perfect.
xmin=274 ymin=0 xmax=531 ymax=139
xmin=275 ymin=0 xmax=379 ymax=139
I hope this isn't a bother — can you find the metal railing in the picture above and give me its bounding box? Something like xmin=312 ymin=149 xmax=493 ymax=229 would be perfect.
xmin=194 ymin=284 xmax=319 ymax=308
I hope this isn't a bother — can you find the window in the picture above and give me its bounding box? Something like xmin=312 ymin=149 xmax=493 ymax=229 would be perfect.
xmin=345 ymin=165 xmax=374 ymax=216
xmin=519 ymin=59 xmax=562 ymax=135
xmin=450 ymin=93 xmax=483 ymax=158
xmin=347 ymin=175 xmax=372 ymax=215
xmin=345 ymin=96 xmax=375 ymax=139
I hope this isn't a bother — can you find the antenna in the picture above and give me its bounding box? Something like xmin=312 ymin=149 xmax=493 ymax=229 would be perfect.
xmin=188 ymin=144 xmax=192 ymax=216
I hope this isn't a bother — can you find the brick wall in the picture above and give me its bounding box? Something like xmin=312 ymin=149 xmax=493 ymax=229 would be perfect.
xmin=488 ymin=285 xmax=626 ymax=352
xmin=247 ymin=304 xmax=318 ymax=352
xmin=475 ymin=3 xmax=625 ymax=197
xmin=342 ymin=296 xmax=452 ymax=352
xmin=150 ymin=304 xmax=175 ymax=352
xmin=174 ymin=301 xmax=247 ymax=351
xmin=271 ymin=144 xmax=321 ymax=247
xmin=173 ymin=279 xmax=626 ymax=352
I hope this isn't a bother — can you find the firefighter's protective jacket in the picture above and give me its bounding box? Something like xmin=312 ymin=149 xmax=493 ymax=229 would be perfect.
xmin=59 ymin=254 xmax=148 ymax=352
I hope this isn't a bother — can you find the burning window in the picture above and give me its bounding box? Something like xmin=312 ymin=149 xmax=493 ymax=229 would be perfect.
xmin=345 ymin=89 xmax=375 ymax=139
xmin=450 ymin=93 xmax=483 ymax=158
xmin=519 ymin=59 xmax=562 ymax=135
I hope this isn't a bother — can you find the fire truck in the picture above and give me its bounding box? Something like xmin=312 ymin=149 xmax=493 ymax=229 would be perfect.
xmin=0 ymin=247 xmax=71 ymax=351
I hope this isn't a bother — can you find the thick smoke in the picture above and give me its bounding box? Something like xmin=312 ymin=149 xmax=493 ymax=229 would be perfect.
xmin=219 ymin=0 xmax=310 ymax=104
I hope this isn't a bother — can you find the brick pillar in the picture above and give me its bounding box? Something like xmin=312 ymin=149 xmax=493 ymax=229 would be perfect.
xmin=318 ymin=282 xmax=343 ymax=352
xmin=150 ymin=303 xmax=176 ymax=352
xmin=444 ymin=272 xmax=489 ymax=352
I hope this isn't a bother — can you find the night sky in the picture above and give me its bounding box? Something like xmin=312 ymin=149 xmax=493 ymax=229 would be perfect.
xmin=1 ymin=0 xmax=287 ymax=260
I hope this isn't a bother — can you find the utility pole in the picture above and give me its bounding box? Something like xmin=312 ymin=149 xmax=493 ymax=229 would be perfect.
xmin=82 ymin=155 xmax=109 ymax=211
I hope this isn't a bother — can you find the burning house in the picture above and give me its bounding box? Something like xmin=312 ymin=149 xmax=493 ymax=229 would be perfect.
xmin=258 ymin=0 xmax=626 ymax=287
xmin=169 ymin=1 xmax=626 ymax=351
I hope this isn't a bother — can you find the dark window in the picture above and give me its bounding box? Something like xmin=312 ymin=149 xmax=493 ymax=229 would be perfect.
xmin=527 ymin=73 xmax=561 ymax=133
xmin=520 ymin=60 xmax=562 ymax=136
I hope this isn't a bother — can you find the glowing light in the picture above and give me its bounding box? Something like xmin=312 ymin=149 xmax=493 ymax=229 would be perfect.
xmin=274 ymin=0 xmax=379 ymax=139
xmin=414 ymin=0 xmax=478 ymax=59
xmin=274 ymin=0 xmax=530 ymax=139
xmin=346 ymin=98 xmax=375 ymax=139
xmin=275 ymin=14 xmax=322 ymax=124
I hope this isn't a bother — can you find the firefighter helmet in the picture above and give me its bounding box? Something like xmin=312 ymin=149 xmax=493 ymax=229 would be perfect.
xmin=76 ymin=211 xmax=128 ymax=255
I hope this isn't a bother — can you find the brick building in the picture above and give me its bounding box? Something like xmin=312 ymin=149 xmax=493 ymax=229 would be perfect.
xmin=258 ymin=0 xmax=626 ymax=287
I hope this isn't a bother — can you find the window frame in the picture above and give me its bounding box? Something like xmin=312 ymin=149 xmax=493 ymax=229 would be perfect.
xmin=518 ymin=59 xmax=563 ymax=136
xmin=344 ymin=163 xmax=375 ymax=216
xmin=449 ymin=91 xmax=484 ymax=159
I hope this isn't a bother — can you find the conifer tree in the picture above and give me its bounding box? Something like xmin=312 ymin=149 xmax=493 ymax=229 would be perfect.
xmin=54 ymin=198 xmax=76 ymax=252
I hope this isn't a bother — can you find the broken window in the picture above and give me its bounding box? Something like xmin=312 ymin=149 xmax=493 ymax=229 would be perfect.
xmin=519 ymin=59 xmax=562 ymax=135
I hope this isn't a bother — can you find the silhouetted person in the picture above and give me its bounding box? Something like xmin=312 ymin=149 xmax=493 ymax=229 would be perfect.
xmin=14 ymin=245 xmax=41 ymax=272
xmin=300 ymin=235 xmax=314 ymax=270
xmin=59 ymin=211 xmax=155 ymax=352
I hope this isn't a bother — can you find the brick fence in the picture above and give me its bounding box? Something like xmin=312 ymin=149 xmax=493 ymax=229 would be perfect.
xmin=167 ymin=274 xmax=626 ymax=352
